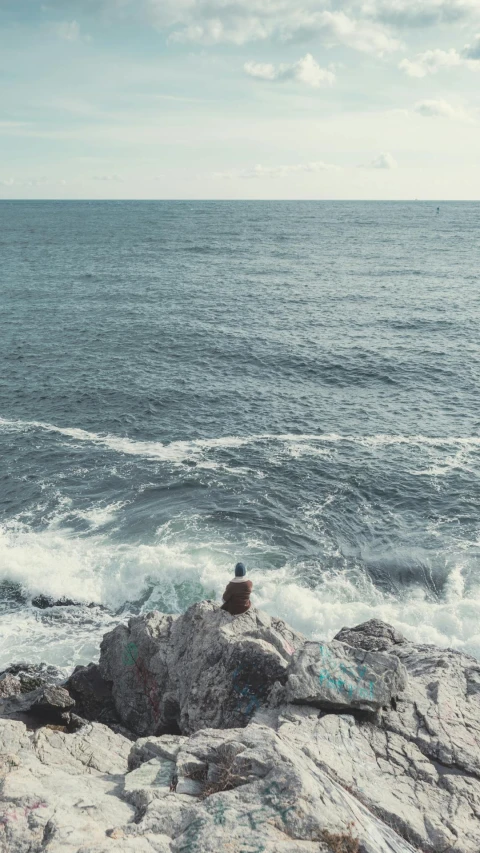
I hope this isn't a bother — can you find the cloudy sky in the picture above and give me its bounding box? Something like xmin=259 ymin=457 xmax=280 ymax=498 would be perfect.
xmin=1 ymin=0 xmax=479 ymax=199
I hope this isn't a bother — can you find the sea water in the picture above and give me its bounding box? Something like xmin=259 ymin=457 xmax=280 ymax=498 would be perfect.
xmin=1 ymin=200 xmax=479 ymax=670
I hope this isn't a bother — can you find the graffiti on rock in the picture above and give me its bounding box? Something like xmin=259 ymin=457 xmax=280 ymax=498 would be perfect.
xmin=318 ymin=645 xmax=375 ymax=701
xmin=123 ymin=640 xmax=161 ymax=724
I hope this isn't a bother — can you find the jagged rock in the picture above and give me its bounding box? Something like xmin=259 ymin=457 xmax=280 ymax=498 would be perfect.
xmin=335 ymin=619 xmax=407 ymax=652
xmin=0 ymin=684 xmax=75 ymax=726
xmin=30 ymin=685 xmax=75 ymax=722
xmin=0 ymin=674 xmax=21 ymax=699
xmin=280 ymin=640 xmax=408 ymax=712
xmin=0 ymin=719 xmax=136 ymax=853
xmin=120 ymin=721 xmax=415 ymax=853
xmin=382 ymin=642 xmax=480 ymax=777
xmin=99 ymin=602 xmax=304 ymax=737
xmin=128 ymin=734 xmax=187 ymax=771
xmin=0 ymin=662 xmax=65 ymax=694
xmin=31 ymin=594 xmax=80 ymax=609
xmin=0 ymin=716 xmax=415 ymax=853
xmin=66 ymin=662 xmax=120 ymax=726
xmin=31 ymin=595 xmax=104 ymax=610
xmin=1 ymin=614 xmax=479 ymax=852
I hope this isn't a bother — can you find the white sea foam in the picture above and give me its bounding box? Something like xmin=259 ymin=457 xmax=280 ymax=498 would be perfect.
xmin=1 ymin=416 xmax=480 ymax=466
xmin=1 ymin=512 xmax=479 ymax=669
xmin=2 ymin=416 xmax=479 ymax=667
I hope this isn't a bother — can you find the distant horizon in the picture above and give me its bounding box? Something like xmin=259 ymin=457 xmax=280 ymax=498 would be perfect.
xmin=1 ymin=198 xmax=479 ymax=203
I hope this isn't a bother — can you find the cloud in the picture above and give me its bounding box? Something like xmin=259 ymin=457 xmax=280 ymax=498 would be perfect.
xmin=360 ymin=0 xmax=480 ymax=27
xmin=216 ymin=161 xmax=341 ymax=179
xmin=52 ymin=20 xmax=81 ymax=41
xmin=316 ymin=11 xmax=400 ymax=54
xmin=148 ymin=0 xmax=399 ymax=54
xmin=0 ymin=178 xmax=15 ymax=187
xmin=365 ymin=152 xmax=398 ymax=169
xmin=399 ymin=44 xmax=480 ymax=76
xmin=414 ymin=98 xmax=475 ymax=122
xmin=244 ymin=54 xmax=335 ymax=87
xmin=39 ymin=1 xmax=405 ymax=53
xmin=463 ymin=33 xmax=480 ymax=59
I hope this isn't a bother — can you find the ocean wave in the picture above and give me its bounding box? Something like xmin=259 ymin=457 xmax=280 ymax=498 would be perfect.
xmin=1 ymin=417 xmax=480 ymax=465
xmin=1 ymin=515 xmax=479 ymax=668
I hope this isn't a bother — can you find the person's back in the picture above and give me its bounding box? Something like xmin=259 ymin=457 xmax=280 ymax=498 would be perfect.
xmin=221 ymin=562 xmax=252 ymax=615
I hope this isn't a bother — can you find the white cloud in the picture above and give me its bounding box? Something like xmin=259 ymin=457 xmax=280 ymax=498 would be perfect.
xmin=414 ymin=98 xmax=475 ymax=122
xmin=0 ymin=178 xmax=15 ymax=187
xmin=244 ymin=54 xmax=335 ymax=87
xmin=144 ymin=0 xmax=400 ymax=53
xmin=366 ymin=152 xmax=398 ymax=169
xmin=53 ymin=20 xmax=81 ymax=41
xmin=216 ymin=161 xmax=341 ymax=179
xmin=316 ymin=11 xmax=400 ymax=54
xmin=399 ymin=44 xmax=480 ymax=76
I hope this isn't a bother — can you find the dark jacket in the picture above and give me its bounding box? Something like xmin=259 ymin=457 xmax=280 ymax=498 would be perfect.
xmin=221 ymin=579 xmax=252 ymax=615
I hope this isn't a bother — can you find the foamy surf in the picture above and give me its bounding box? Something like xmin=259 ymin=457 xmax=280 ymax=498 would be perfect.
xmin=1 ymin=513 xmax=479 ymax=669
xmin=1 ymin=416 xmax=480 ymax=466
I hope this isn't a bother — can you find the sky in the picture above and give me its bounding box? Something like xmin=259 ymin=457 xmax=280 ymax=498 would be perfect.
xmin=0 ymin=0 xmax=479 ymax=199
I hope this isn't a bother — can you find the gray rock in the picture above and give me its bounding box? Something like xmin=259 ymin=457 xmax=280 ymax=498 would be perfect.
xmin=0 ymin=673 xmax=22 ymax=699
xmin=31 ymin=594 xmax=80 ymax=609
xmin=66 ymin=663 xmax=119 ymax=726
xmin=2 ymin=614 xmax=479 ymax=852
xmin=30 ymin=685 xmax=75 ymax=722
xmin=129 ymin=734 xmax=187 ymax=771
xmin=281 ymin=639 xmax=407 ymax=712
xmin=99 ymin=602 xmax=304 ymax=736
xmin=122 ymin=721 xmax=415 ymax=853
xmin=0 ymin=662 xmax=65 ymax=693
xmin=335 ymin=618 xmax=407 ymax=652
xmin=0 ymin=719 xmax=136 ymax=853
xmin=0 ymin=684 xmax=75 ymax=726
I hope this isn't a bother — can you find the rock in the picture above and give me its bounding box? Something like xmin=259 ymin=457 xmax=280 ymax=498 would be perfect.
xmin=2 ymin=614 xmax=479 ymax=852
xmin=334 ymin=619 xmax=407 ymax=652
xmin=0 ymin=662 xmax=65 ymax=693
xmin=0 ymin=673 xmax=22 ymax=699
xmin=1 ymin=713 xmax=414 ymax=852
xmin=128 ymin=734 xmax=187 ymax=771
xmin=99 ymin=602 xmax=304 ymax=737
xmin=122 ymin=721 xmax=415 ymax=853
xmin=0 ymin=685 xmax=75 ymax=726
xmin=30 ymin=595 xmax=105 ymax=610
xmin=30 ymin=685 xmax=75 ymax=722
xmin=31 ymin=594 xmax=80 ymax=609
xmin=0 ymin=719 xmax=136 ymax=852
xmin=280 ymin=640 xmax=407 ymax=712
xmin=66 ymin=663 xmax=120 ymax=726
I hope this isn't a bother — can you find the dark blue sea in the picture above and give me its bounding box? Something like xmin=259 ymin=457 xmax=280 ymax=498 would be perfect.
xmin=1 ymin=200 xmax=479 ymax=670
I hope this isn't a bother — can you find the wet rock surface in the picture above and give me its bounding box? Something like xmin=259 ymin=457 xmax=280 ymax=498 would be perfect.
xmin=0 ymin=610 xmax=479 ymax=852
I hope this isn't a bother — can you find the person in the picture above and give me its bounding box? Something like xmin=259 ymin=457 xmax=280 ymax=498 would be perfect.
xmin=221 ymin=562 xmax=252 ymax=615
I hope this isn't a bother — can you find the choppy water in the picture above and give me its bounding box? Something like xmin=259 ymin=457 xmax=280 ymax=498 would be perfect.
xmin=1 ymin=200 xmax=479 ymax=670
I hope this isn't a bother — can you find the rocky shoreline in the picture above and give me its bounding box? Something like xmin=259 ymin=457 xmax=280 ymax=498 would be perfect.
xmin=1 ymin=603 xmax=479 ymax=852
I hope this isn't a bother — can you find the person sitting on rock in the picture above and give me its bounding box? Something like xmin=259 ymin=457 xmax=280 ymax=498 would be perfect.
xmin=221 ymin=562 xmax=253 ymax=615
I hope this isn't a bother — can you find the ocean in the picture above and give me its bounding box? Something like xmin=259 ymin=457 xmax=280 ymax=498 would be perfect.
xmin=1 ymin=200 xmax=479 ymax=671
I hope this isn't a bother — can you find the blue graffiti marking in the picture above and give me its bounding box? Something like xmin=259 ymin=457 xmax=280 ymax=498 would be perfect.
xmin=318 ymin=645 xmax=376 ymax=701
xmin=232 ymin=665 xmax=261 ymax=716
